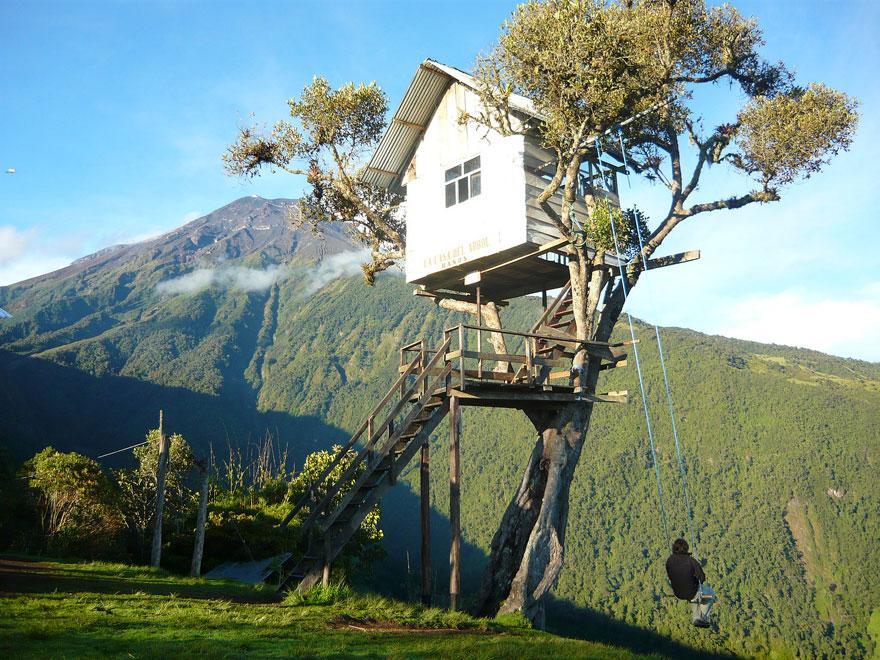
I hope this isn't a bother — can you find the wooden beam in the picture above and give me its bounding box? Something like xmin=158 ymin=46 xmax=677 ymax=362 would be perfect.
xmin=420 ymin=441 xmax=431 ymax=606
xmin=449 ymin=396 xmax=461 ymax=611
xmin=392 ymin=117 xmax=427 ymax=131
xmin=449 ymin=388 xmax=628 ymax=405
xmin=473 ymin=238 xmax=570 ymax=281
xmin=643 ymin=250 xmax=700 ymax=270
xmin=366 ymin=165 xmax=399 ymax=177
xmin=414 ymin=288 xmax=509 ymax=307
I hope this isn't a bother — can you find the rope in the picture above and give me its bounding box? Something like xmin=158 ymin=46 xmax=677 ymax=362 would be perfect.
xmin=594 ymin=138 xmax=671 ymax=545
xmin=616 ymin=129 xmax=698 ymax=555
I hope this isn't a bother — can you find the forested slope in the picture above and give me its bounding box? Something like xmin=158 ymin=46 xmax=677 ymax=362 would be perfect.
xmin=1 ymin=197 xmax=877 ymax=657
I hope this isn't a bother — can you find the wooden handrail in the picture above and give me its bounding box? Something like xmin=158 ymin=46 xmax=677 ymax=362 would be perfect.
xmin=454 ymin=323 xmax=631 ymax=348
xmin=322 ymin=360 xmax=454 ymax=532
xmin=279 ymin=353 xmax=422 ymax=529
xmin=531 ymin=281 xmax=571 ymax=332
xmin=300 ymin=337 xmax=451 ymax=533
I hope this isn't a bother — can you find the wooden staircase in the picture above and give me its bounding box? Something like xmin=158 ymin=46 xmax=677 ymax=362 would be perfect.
xmin=276 ymin=337 xmax=453 ymax=593
xmin=513 ymin=283 xmax=628 ymax=385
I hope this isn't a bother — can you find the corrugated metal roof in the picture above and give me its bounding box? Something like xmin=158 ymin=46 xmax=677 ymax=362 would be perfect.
xmin=363 ymin=59 xmax=541 ymax=190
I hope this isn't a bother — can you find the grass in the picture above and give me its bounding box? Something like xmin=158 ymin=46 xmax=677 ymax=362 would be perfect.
xmin=0 ymin=556 xmax=662 ymax=658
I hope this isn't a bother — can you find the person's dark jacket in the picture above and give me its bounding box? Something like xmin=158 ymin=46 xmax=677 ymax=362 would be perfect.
xmin=665 ymin=552 xmax=705 ymax=600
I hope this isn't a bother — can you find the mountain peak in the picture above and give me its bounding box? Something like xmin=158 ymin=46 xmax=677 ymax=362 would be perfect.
xmin=1 ymin=197 xmax=358 ymax=292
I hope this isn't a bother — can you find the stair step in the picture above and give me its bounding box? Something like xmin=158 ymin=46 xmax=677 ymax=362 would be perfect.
xmin=547 ymin=320 xmax=574 ymax=329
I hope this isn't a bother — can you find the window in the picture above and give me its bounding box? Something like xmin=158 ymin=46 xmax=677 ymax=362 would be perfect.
xmin=444 ymin=156 xmax=481 ymax=208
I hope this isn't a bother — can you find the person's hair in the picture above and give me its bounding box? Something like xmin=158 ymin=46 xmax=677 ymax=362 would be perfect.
xmin=672 ymin=538 xmax=689 ymax=554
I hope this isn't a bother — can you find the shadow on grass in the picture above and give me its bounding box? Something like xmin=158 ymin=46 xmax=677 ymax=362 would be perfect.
xmin=0 ymin=557 xmax=277 ymax=603
xmin=545 ymin=595 xmax=735 ymax=659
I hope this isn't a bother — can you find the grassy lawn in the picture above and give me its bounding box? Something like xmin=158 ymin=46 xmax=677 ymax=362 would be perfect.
xmin=0 ymin=557 xmax=660 ymax=658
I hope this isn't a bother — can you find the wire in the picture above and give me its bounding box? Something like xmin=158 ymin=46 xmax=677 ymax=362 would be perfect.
xmin=97 ymin=441 xmax=149 ymax=459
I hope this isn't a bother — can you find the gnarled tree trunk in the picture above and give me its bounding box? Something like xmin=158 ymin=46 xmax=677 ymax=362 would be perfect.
xmin=476 ymin=246 xmax=636 ymax=622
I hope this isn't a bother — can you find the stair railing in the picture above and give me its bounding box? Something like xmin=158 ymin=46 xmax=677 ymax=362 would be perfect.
xmin=321 ymin=352 xmax=453 ymax=532
xmin=301 ymin=336 xmax=452 ymax=533
xmin=279 ymin=352 xmax=423 ymax=530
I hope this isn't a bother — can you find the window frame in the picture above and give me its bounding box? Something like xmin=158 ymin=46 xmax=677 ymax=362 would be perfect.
xmin=444 ymin=154 xmax=482 ymax=208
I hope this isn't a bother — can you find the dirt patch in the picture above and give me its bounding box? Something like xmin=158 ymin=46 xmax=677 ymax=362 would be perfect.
xmin=328 ymin=614 xmax=493 ymax=635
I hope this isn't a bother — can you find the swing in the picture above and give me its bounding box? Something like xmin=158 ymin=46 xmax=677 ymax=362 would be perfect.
xmin=594 ymin=132 xmax=717 ymax=629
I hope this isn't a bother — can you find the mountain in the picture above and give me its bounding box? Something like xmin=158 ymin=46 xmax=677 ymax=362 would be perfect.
xmin=1 ymin=197 xmax=878 ymax=657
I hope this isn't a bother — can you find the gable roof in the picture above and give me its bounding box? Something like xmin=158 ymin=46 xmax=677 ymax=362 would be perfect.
xmin=363 ymin=59 xmax=539 ymax=191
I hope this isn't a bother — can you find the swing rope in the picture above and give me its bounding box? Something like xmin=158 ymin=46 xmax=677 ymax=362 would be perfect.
xmin=593 ymin=140 xmax=671 ymax=545
xmin=616 ymin=130 xmax=697 ymax=554
xmin=594 ymin=131 xmax=699 ymax=555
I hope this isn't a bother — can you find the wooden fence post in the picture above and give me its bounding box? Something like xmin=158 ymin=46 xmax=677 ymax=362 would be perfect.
xmin=190 ymin=459 xmax=209 ymax=577
xmin=150 ymin=410 xmax=168 ymax=568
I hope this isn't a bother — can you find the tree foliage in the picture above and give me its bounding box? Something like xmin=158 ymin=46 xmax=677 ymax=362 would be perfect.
xmin=115 ymin=429 xmax=195 ymax=561
xmin=470 ymin=0 xmax=858 ymax=255
xmin=224 ymin=79 xmax=404 ymax=284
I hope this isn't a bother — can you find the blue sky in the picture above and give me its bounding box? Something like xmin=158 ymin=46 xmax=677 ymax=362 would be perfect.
xmin=1 ymin=0 xmax=878 ymax=360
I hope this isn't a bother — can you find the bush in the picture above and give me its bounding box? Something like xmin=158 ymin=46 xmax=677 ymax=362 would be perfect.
xmin=23 ymin=447 xmax=124 ymax=557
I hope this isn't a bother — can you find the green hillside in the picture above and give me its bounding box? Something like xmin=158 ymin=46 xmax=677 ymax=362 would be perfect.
xmin=1 ymin=197 xmax=877 ymax=657
xmin=0 ymin=557 xmax=647 ymax=659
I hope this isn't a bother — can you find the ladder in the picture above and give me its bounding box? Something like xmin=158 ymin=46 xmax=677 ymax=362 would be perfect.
xmin=276 ymin=337 xmax=452 ymax=592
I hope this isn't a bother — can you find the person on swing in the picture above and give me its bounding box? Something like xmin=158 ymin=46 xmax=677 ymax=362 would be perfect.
xmin=666 ymin=537 xmax=715 ymax=628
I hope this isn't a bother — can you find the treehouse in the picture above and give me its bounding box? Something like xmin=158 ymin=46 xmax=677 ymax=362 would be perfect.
xmin=272 ymin=60 xmax=690 ymax=606
xmin=363 ymin=59 xmax=627 ymax=301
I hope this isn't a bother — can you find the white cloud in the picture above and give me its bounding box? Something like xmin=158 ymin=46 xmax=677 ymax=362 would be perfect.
xmin=708 ymin=287 xmax=880 ymax=362
xmin=0 ymin=226 xmax=34 ymax=264
xmin=156 ymin=249 xmax=372 ymax=297
xmin=301 ymin=248 xmax=371 ymax=296
xmin=156 ymin=264 xmax=289 ymax=295
xmin=0 ymin=225 xmax=79 ymax=286
xmin=0 ymin=255 xmax=76 ymax=287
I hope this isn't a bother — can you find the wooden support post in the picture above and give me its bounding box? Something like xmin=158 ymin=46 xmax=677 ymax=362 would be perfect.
xmin=322 ymin=536 xmax=331 ymax=587
xmin=420 ymin=441 xmax=431 ymax=606
xmin=190 ymin=459 xmax=209 ymax=577
xmin=542 ymin=290 xmax=548 ymax=310
xmin=150 ymin=410 xmax=168 ymax=568
xmin=458 ymin=325 xmax=466 ymax=390
xmin=448 ymin=396 xmax=461 ymax=611
xmin=476 ymin=287 xmax=482 ymax=380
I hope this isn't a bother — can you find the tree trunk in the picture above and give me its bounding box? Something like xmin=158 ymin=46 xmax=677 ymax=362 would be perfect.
xmin=437 ymin=299 xmax=510 ymax=372
xmin=476 ymin=250 xmax=630 ymax=623
xmin=190 ymin=461 xmax=210 ymax=577
xmin=475 ymin=362 xmax=602 ymax=620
